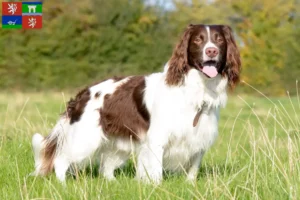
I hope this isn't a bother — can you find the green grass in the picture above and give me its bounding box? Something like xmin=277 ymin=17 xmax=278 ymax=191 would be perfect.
xmin=0 ymin=88 xmax=300 ymax=199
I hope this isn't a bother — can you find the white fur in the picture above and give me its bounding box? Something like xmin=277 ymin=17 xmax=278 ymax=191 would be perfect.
xmin=32 ymin=65 xmax=228 ymax=184
xmin=203 ymin=26 xmax=219 ymax=61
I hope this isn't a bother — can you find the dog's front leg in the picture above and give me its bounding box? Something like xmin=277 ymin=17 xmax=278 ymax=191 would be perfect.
xmin=186 ymin=150 xmax=205 ymax=184
xmin=136 ymin=139 xmax=164 ymax=184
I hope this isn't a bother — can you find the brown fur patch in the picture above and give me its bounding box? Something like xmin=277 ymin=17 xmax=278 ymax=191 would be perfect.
xmin=166 ymin=25 xmax=193 ymax=86
xmin=99 ymin=76 xmax=150 ymax=140
xmin=66 ymin=76 xmax=125 ymax=124
xmin=67 ymin=88 xmax=91 ymax=124
xmin=40 ymin=136 xmax=58 ymax=175
xmin=221 ymin=25 xmax=241 ymax=90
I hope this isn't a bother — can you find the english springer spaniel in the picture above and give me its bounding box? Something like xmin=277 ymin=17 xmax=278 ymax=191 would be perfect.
xmin=32 ymin=24 xmax=241 ymax=184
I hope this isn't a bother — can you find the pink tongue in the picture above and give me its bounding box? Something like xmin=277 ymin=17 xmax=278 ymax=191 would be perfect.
xmin=202 ymin=66 xmax=218 ymax=78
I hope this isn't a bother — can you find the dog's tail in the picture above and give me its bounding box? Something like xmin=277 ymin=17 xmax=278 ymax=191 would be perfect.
xmin=32 ymin=116 xmax=69 ymax=176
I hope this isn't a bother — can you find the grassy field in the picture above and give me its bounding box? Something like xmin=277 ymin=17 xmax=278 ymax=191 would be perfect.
xmin=0 ymin=89 xmax=300 ymax=199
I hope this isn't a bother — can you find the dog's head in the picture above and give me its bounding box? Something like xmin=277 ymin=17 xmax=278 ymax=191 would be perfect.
xmin=166 ymin=24 xmax=241 ymax=89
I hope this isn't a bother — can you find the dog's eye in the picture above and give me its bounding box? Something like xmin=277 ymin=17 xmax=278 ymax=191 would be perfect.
xmin=194 ymin=36 xmax=203 ymax=44
xmin=214 ymin=33 xmax=223 ymax=43
xmin=217 ymin=36 xmax=224 ymax=43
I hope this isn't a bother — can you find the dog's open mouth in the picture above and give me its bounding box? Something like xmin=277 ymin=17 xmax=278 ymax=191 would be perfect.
xmin=199 ymin=61 xmax=218 ymax=78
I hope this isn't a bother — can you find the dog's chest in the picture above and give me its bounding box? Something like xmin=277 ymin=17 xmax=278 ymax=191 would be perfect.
xmin=162 ymin=105 xmax=219 ymax=171
xmin=144 ymin=72 xmax=226 ymax=171
xmin=158 ymin=89 xmax=221 ymax=171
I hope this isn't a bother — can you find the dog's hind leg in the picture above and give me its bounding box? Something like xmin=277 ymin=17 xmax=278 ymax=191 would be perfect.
xmin=99 ymin=151 xmax=130 ymax=180
xmin=54 ymin=155 xmax=70 ymax=182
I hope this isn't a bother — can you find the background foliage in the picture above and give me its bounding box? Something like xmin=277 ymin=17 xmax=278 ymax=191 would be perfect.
xmin=0 ymin=0 xmax=299 ymax=95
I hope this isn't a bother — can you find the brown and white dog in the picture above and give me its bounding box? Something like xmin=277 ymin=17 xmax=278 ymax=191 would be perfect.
xmin=32 ymin=24 xmax=241 ymax=184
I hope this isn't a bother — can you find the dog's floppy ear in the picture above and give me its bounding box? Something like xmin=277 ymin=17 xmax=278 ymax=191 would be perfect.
xmin=222 ymin=25 xmax=241 ymax=90
xmin=166 ymin=24 xmax=194 ymax=86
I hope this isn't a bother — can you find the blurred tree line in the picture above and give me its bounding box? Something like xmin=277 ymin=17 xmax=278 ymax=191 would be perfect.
xmin=0 ymin=0 xmax=299 ymax=95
